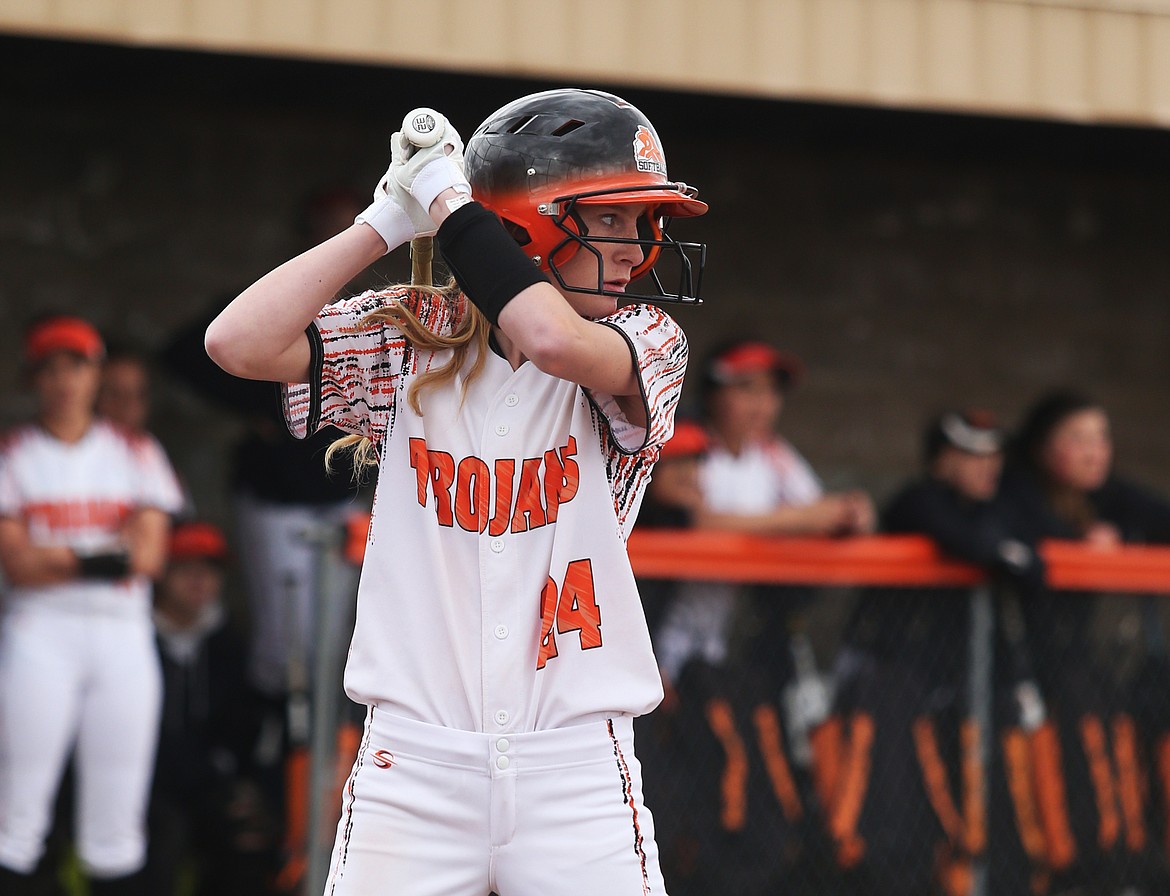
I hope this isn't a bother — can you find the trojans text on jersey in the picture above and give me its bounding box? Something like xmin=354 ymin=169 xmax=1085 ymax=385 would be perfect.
xmin=408 ymin=436 xmax=580 ymax=535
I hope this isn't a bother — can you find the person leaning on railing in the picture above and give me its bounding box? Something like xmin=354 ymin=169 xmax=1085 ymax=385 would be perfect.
xmin=821 ymin=409 xmax=1040 ymax=896
xmin=992 ymin=389 xmax=1170 ymax=895
xmin=643 ymin=340 xmax=874 ymax=895
xmin=653 ymin=339 xmax=875 ymax=697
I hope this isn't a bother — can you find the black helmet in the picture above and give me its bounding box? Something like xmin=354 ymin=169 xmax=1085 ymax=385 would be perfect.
xmin=465 ymin=88 xmax=708 ymax=304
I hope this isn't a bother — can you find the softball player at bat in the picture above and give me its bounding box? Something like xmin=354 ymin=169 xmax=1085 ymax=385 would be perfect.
xmin=206 ymin=88 xmax=707 ymax=895
xmin=0 ymin=316 xmax=184 ymax=895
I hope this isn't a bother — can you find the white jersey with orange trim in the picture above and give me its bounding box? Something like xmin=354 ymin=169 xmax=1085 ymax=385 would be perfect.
xmin=283 ymin=288 xmax=686 ymax=734
xmin=0 ymin=419 xmax=183 ymax=878
xmin=654 ymin=433 xmax=824 ymax=682
xmin=0 ymin=420 xmax=185 ymax=615
xmin=700 ymin=434 xmax=824 ymax=514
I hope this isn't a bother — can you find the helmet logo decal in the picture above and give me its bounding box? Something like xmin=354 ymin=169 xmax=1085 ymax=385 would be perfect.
xmin=633 ymin=126 xmax=667 ymax=176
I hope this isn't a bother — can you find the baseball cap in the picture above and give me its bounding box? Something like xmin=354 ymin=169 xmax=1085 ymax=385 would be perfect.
xmin=169 ymin=521 xmax=230 ymax=564
xmin=705 ymin=341 xmax=804 ymax=389
xmin=659 ymin=420 xmax=709 ymax=461
xmin=925 ymin=409 xmax=1004 ymax=461
xmin=23 ymin=316 xmax=106 ymax=366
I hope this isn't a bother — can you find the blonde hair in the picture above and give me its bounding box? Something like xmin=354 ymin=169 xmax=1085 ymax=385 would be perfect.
xmin=325 ymin=281 xmax=492 ymax=476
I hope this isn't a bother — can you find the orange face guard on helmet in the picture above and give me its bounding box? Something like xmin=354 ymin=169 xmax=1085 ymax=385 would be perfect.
xmin=465 ymin=89 xmax=708 ymax=305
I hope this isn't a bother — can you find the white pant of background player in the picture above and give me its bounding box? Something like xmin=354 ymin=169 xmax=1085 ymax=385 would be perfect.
xmin=0 ymin=606 xmax=162 ymax=877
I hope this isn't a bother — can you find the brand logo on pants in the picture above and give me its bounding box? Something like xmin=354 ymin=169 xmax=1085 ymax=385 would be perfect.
xmin=371 ymin=749 xmax=396 ymax=769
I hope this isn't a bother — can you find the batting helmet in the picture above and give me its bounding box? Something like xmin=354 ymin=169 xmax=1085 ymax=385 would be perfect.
xmin=465 ymin=88 xmax=708 ymax=304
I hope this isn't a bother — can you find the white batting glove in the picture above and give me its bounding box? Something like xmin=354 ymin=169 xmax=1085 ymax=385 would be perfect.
xmin=355 ymin=165 xmax=434 ymax=254
xmin=390 ymin=124 xmax=471 ymax=222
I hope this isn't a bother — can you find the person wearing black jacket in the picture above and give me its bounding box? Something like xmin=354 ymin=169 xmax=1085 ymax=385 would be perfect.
xmin=828 ymin=409 xmax=1039 ymax=896
xmin=994 ymin=389 xmax=1170 ymax=895
xmin=143 ymin=521 xmax=273 ymax=896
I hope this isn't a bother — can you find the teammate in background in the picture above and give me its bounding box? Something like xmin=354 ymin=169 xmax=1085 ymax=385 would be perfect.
xmin=998 ymin=388 xmax=1170 ymax=552
xmin=205 ymin=89 xmax=706 ymax=896
xmin=634 ymin=419 xmax=709 ymax=642
xmin=637 ymin=418 xmax=709 ymax=531
xmin=653 ymin=339 xmax=875 ymax=693
xmin=0 ymin=316 xmax=184 ymax=896
xmin=644 ymin=340 xmax=870 ymax=896
xmin=97 ymin=346 xmax=153 ymax=434
xmin=159 ymin=187 xmax=372 ymax=884
xmin=160 ymin=186 xmax=370 ymax=707
xmin=827 ymin=409 xmax=1037 ymax=896
xmin=994 ymin=389 xmax=1170 ymax=895
xmin=145 ymin=520 xmax=273 ymax=896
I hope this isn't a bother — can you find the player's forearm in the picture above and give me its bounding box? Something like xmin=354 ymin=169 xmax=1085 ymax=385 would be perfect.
xmin=206 ymin=225 xmax=386 ymax=383
xmin=693 ymin=503 xmax=841 ymax=536
xmin=122 ymin=508 xmax=171 ymax=579
xmin=0 ymin=543 xmax=85 ymax=586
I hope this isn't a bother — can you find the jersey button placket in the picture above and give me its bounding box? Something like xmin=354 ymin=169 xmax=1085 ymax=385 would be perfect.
xmin=484 ymin=395 xmax=521 ymax=734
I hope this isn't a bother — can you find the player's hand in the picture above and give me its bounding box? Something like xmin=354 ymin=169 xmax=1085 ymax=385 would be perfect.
xmin=355 ymin=163 xmax=433 ymax=254
xmin=841 ymin=490 xmax=877 ymax=534
xmin=1084 ymin=521 xmax=1122 ymax=548
xmin=390 ymin=118 xmax=471 ymax=223
xmin=795 ymin=495 xmax=859 ymax=536
xmin=373 ymin=160 xmax=439 ymax=234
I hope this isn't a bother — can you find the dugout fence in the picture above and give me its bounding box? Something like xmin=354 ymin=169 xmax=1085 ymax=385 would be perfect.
xmin=627 ymin=531 xmax=1170 ymax=896
xmin=297 ymin=524 xmax=1170 ymax=896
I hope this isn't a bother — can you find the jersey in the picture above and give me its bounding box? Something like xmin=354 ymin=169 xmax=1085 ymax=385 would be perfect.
xmin=283 ymin=288 xmax=687 ymax=734
xmin=654 ymin=433 xmax=824 ymax=681
xmin=0 ymin=420 xmax=183 ymax=876
xmin=0 ymin=420 xmax=185 ymax=615
xmin=700 ymin=434 xmax=823 ymax=514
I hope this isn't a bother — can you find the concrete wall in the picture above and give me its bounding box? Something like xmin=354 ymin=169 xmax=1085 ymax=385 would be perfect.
xmin=2 ymin=36 xmax=1168 ymax=527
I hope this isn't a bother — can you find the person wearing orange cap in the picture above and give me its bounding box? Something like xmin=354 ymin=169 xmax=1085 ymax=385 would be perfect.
xmin=144 ymin=521 xmax=272 ymax=896
xmin=639 ymin=339 xmax=875 ymax=895
xmin=632 ymin=419 xmax=710 ymax=674
xmin=0 ymin=316 xmax=184 ymax=896
xmin=653 ymin=339 xmax=875 ymax=692
xmin=637 ymin=419 xmax=709 ymax=532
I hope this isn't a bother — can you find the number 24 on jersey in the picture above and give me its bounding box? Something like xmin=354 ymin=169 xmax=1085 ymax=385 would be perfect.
xmin=537 ymin=558 xmax=603 ymax=669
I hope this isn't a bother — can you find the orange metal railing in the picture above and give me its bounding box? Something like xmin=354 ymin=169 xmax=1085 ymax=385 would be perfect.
xmin=625 ymin=530 xmax=1170 ymax=594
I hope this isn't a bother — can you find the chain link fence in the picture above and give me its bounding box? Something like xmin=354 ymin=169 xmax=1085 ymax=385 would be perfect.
xmin=631 ymin=533 xmax=1170 ymax=896
xmin=300 ymin=525 xmax=1170 ymax=896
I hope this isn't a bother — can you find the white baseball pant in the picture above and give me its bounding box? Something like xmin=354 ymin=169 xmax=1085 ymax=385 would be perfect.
xmin=0 ymin=607 xmax=162 ymax=876
xmin=324 ymin=709 xmax=668 ymax=896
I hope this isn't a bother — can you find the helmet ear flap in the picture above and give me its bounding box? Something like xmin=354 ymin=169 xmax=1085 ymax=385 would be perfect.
xmin=546 ymin=206 xmax=585 ymax=272
xmin=631 ymin=213 xmax=664 ymax=281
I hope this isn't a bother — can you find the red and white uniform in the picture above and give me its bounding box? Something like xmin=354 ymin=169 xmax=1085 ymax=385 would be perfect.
xmin=654 ymin=435 xmax=823 ymax=681
xmin=283 ymin=288 xmax=686 ymax=895
xmin=0 ymin=421 xmax=184 ymax=876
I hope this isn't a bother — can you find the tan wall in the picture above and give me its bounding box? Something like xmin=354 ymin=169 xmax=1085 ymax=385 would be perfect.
xmin=4 ymin=0 xmax=1170 ymax=127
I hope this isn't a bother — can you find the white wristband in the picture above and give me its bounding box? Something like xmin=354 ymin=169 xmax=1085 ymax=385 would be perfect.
xmin=410 ymin=156 xmax=471 ymax=218
xmin=354 ymin=196 xmax=415 ymax=255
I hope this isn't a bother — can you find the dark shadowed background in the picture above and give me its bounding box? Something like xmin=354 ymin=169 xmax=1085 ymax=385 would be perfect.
xmin=3 ymin=34 xmax=1167 ymax=528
